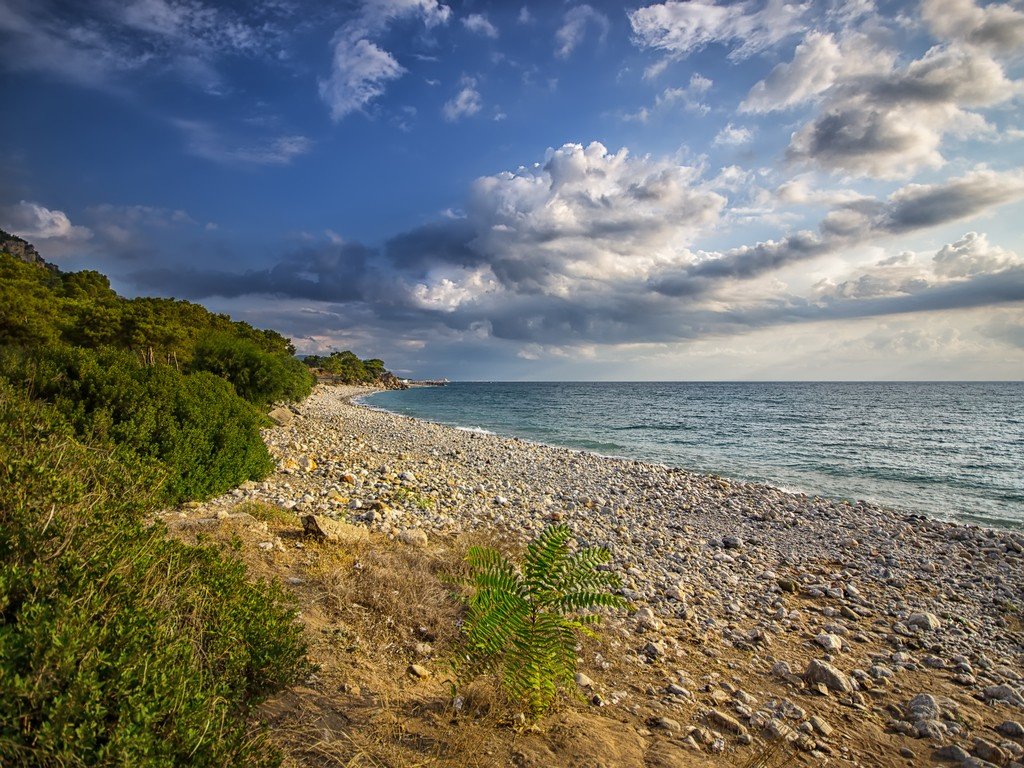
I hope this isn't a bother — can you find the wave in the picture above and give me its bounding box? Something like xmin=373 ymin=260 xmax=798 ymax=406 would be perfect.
xmin=455 ymin=425 xmax=496 ymax=435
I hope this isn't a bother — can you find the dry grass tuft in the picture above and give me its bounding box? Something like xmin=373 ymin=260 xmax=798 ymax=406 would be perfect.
xmin=234 ymin=499 xmax=303 ymax=526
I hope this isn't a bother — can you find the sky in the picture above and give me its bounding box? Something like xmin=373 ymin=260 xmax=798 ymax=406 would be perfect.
xmin=1 ymin=0 xmax=1023 ymax=380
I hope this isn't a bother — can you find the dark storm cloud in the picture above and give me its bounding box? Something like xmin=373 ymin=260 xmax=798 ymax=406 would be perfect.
xmin=383 ymin=219 xmax=480 ymax=272
xmin=130 ymin=242 xmax=375 ymax=302
xmin=112 ymin=148 xmax=1024 ymax=356
xmin=877 ymin=171 xmax=1024 ymax=234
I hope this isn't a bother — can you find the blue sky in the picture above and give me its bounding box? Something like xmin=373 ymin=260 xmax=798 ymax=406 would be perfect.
xmin=2 ymin=0 xmax=1023 ymax=379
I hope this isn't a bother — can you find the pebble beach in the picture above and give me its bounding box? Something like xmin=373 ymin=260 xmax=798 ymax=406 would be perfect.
xmin=181 ymin=385 xmax=1024 ymax=766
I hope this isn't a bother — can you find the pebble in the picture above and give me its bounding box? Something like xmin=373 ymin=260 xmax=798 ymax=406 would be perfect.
xmin=169 ymin=385 xmax=1024 ymax=763
xmin=407 ymin=664 xmax=430 ymax=679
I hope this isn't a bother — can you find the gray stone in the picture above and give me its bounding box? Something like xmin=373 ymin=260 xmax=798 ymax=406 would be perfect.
xmin=301 ymin=515 xmax=369 ymax=543
xmin=803 ymin=658 xmax=853 ymax=693
xmin=974 ymin=739 xmax=1008 ymax=764
xmin=815 ymin=633 xmax=843 ymax=652
xmin=906 ymin=612 xmax=942 ymax=631
xmin=934 ymin=744 xmax=972 ymax=762
xmin=652 ymin=716 xmax=681 ymax=732
xmin=809 ymin=716 xmax=834 ymax=737
xmin=575 ymin=672 xmax=595 ymax=689
xmin=996 ymin=721 xmax=1024 ymax=738
xmin=905 ymin=693 xmax=943 ymax=721
xmin=986 ymin=684 xmax=1024 ymax=707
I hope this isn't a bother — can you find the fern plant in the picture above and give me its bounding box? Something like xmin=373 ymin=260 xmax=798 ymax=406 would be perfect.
xmin=459 ymin=524 xmax=625 ymax=718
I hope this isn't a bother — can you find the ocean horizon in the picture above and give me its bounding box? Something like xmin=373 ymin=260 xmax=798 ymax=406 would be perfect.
xmin=364 ymin=380 xmax=1024 ymax=530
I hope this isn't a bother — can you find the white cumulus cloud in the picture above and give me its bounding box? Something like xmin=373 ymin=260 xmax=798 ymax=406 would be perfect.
xmin=1 ymin=201 xmax=92 ymax=242
xmin=921 ymin=0 xmax=1024 ymax=55
xmin=713 ymin=123 xmax=753 ymax=146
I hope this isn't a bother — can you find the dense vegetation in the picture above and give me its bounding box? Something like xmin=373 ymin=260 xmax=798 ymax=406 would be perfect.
xmin=0 ymin=382 xmax=308 ymax=766
xmin=0 ymin=239 xmax=313 ymax=765
xmin=302 ymin=349 xmax=395 ymax=384
xmin=0 ymin=247 xmax=313 ymax=503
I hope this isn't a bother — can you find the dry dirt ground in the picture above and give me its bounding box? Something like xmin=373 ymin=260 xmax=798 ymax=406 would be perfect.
xmin=162 ymin=499 xmax=1020 ymax=768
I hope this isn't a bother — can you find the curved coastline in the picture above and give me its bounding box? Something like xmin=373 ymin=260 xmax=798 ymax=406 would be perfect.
xmin=356 ymin=385 xmax=1023 ymax=531
xmin=178 ymin=384 xmax=1024 ymax=766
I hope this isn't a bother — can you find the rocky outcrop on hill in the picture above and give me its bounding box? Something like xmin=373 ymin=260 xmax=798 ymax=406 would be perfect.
xmin=0 ymin=229 xmax=57 ymax=271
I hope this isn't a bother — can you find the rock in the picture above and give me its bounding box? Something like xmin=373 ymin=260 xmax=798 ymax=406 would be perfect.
xmin=809 ymin=716 xmax=834 ymax=737
xmin=934 ymin=744 xmax=971 ymax=762
xmin=651 ymin=716 xmax=681 ymax=732
xmin=803 ymin=659 xmax=853 ymax=693
xmin=985 ymin=684 xmax=1024 ymax=707
xmin=575 ymin=672 xmax=595 ymax=689
xmin=778 ymin=578 xmax=799 ymax=593
xmin=268 ymin=407 xmax=294 ymax=426
xmin=906 ymin=612 xmax=942 ymax=631
xmin=640 ymin=641 xmax=666 ymax=660
xmin=973 ymin=738 xmax=1008 ymax=764
xmin=397 ymin=528 xmax=428 ymax=547
xmin=772 ymin=661 xmax=793 ymax=679
xmin=407 ymin=663 xmax=430 ymax=679
xmin=914 ymin=719 xmax=946 ymax=740
xmin=905 ymin=693 xmax=943 ymax=721
xmin=815 ymin=633 xmax=843 ymax=652
xmin=301 ymin=515 xmax=369 ymax=544
xmin=996 ymin=721 xmax=1024 ymax=738
xmin=634 ymin=606 xmax=663 ymax=630
xmin=708 ymin=709 xmax=747 ymax=735
xmin=765 ymin=718 xmax=796 ymax=741
xmin=722 ymin=535 xmax=743 ymax=549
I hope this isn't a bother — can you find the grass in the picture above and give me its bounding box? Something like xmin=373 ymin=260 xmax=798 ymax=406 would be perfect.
xmin=235 ymin=499 xmax=303 ymax=527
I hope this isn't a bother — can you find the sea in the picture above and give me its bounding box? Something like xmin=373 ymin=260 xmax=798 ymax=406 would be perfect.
xmin=363 ymin=382 xmax=1024 ymax=530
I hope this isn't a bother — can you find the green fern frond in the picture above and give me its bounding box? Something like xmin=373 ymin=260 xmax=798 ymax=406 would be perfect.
xmin=458 ymin=522 xmax=624 ymax=719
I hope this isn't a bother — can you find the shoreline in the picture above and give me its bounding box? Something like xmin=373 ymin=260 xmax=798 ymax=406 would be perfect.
xmin=173 ymin=384 xmax=1024 ymax=766
xmin=355 ymin=385 xmax=1020 ymax=533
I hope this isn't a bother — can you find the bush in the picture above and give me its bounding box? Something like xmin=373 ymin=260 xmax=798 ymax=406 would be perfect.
xmin=0 ymin=381 xmax=309 ymax=767
xmin=459 ymin=524 xmax=625 ymax=718
xmin=192 ymin=333 xmax=313 ymax=406
xmin=0 ymin=344 xmax=274 ymax=503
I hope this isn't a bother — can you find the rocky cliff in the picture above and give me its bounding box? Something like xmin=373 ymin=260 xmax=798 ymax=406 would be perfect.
xmin=0 ymin=229 xmax=58 ymax=271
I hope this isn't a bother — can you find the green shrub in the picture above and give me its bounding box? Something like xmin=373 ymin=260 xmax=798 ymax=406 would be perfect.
xmin=0 ymin=344 xmax=274 ymax=503
xmin=459 ymin=524 xmax=625 ymax=718
xmin=0 ymin=381 xmax=309 ymax=766
xmin=192 ymin=333 xmax=313 ymax=407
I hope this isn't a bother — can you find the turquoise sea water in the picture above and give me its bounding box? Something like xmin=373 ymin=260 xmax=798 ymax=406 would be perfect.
xmin=364 ymin=382 xmax=1024 ymax=529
